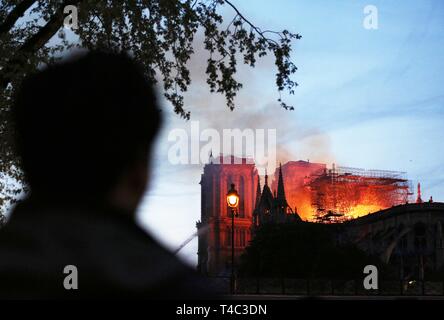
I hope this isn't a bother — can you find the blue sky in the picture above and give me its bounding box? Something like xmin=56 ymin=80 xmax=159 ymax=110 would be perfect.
xmin=138 ymin=0 xmax=444 ymax=266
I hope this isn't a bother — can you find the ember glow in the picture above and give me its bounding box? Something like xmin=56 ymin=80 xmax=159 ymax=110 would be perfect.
xmin=271 ymin=161 xmax=412 ymax=222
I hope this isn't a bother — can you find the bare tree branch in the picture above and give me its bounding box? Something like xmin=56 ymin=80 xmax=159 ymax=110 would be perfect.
xmin=224 ymin=0 xmax=278 ymax=46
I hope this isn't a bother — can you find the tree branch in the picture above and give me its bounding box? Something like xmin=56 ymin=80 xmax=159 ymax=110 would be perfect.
xmin=0 ymin=0 xmax=37 ymax=36
xmin=0 ymin=0 xmax=83 ymax=91
xmin=224 ymin=0 xmax=278 ymax=46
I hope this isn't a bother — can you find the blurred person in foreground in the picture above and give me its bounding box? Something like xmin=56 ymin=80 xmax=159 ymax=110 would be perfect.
xmin=0 ymin=51 xmax=214 ymax=299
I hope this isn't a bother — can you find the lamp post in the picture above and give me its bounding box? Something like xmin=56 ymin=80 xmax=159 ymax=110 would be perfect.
xmin=226 ymin=183 xmax=239 ymax=294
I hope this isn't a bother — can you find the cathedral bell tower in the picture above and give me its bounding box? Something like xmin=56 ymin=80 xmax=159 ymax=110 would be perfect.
xmin=197 ymin=155 xmax=257 ymax=275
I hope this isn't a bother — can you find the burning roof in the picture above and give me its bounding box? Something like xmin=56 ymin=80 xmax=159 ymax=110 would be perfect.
xmin=271 ymin=161 xmax=412 ymax=222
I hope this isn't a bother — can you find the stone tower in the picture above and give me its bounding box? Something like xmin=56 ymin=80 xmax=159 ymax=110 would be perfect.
xmin=197 ymin=156 xmax=258 ymax=275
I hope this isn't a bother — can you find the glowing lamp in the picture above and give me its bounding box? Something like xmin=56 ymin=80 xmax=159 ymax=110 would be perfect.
xmin=226 ymin=183 xmax=239 ymax=208
xmin=226 ymin=183 xmax=239 ymax=294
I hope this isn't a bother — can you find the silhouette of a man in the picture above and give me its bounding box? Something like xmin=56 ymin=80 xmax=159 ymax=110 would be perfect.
xmin=0 ymin=51 xmax=211 ymax=299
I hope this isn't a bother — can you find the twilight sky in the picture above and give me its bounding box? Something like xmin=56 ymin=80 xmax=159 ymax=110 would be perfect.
xmin=137 ymin=0 xmax=444 ymax=266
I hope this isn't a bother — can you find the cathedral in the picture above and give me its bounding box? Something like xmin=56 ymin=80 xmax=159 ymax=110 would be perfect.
xmin=197 ymin=155 xmax=444 ymax=277
xmin=252 ymin=164 xmax=301 ymax=226
xmin=196 ymin=155 xmax=300 ymax=275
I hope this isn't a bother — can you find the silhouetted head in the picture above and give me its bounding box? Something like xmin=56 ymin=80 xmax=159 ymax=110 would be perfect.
xmin=13 ymin=50 xmax=163 ymax=211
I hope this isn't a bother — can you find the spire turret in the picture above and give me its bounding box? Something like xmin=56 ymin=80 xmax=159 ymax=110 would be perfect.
xmin=209 ymin=150 xmax=214 ymax=164
xmin=254 ymin=175 xmax=262 ymax=210
xmin=416 ymin=182 xmax=423 ymax=204
xmin=276 ymin=163 xmax=288 ymax=206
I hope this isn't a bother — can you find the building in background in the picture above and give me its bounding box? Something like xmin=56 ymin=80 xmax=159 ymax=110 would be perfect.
xmin=196 ymin=156 xmax=443 ymax=277
xmin=196 ymin=156 xmax=257 ymax=275
xmin=344 ymin=202 xmax=444 ymax=278
xmin=270 ymin=161 xmax=412 ymax=221
xmin=252 ymin=164 xmax=301 ymax=227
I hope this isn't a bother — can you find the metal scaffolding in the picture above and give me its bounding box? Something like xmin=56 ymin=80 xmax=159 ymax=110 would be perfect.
xmin=310 ymin=164 xmax=413 ymax=222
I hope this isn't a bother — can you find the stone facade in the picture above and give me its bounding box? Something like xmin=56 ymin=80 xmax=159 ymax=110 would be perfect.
xmin=197 ymin=156 xmax=444 ymax=279
xmin=197 ymin=156 xmax=257 ymax=275
xmin=344 ymin=202 xmax=444 ymax=277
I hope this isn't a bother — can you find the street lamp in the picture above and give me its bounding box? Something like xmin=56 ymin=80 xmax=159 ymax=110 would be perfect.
xmin=226 ymin=183 xmax=239 ymax=294
xmin=227 ymin=184 xmax=239 ymax=208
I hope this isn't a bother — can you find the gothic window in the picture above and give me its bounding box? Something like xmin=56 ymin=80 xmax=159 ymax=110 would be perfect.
xmin=238 ymin=176 xmax=245 ymax=218
xmin=226 ymin=228 xmax=249 ymax=248
xmin=226 ymin=177 xmax=233 ymax=217
xmin=225 ymin=228 xmax=231 ymax=246
xmin=232 ymin=228 xmax=247 ymax=248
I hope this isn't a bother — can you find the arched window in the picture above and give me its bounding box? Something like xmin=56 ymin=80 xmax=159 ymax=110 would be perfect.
xmin=232 ymin=229 xmax=247 ymax=248
xmin=238 ymin=176 xmax=245 ymax=218
xmin=226 ymin=176 xmax=233 ymax=217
